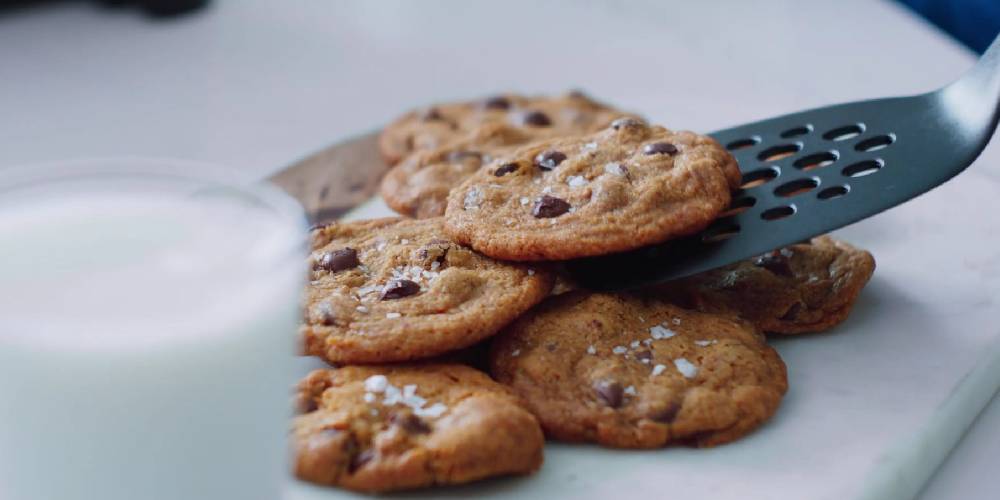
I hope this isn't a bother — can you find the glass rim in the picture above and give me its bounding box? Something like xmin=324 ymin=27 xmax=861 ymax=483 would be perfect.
xmin=0 ymin=156 xmax=308 ymax=344
xmin=0 ymin=156 xmax=305 ymax=224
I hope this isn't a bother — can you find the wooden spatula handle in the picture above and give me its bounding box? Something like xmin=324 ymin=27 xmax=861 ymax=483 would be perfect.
xmin=267 ymin=131 xmax=388 ymax=224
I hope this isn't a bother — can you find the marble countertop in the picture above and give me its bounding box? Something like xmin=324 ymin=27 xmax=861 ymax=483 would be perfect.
xmin=1 ymin=1 xmax=997 ymax=498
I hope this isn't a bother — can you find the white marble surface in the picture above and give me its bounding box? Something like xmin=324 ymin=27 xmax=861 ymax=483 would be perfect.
xmin=1 ymin=1 xmax=998 ymax=499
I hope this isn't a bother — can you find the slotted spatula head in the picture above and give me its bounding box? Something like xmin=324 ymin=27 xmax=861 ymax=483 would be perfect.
xmin=568 ymin=34 xmax=1000 ymax=290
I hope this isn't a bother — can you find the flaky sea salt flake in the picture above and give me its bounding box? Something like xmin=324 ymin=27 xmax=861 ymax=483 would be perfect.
xmin=364 ymin=375 xmax=388 ymax=393
xmin=674 ymin=358 xmax=698 ymax=379
xmin=649 ymin=324 xmax=676 ymax=340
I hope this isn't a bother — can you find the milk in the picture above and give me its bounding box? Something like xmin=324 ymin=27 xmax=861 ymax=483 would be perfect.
xmin=0 ymin=177 xmax=305 ymax=500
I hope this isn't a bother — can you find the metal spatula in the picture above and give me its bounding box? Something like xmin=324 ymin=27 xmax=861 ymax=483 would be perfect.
xmin=567 ymin=34 xmax=1000 ymax=290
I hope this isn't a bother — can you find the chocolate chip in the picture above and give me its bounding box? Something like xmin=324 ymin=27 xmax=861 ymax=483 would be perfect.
xmin=650 ymin=401 xmax=681 ymax=423
xmin=522 ymin=110 xmax=552 ymax=127
xmin=643 ymin=142 xmax=679 ymax=156
xmin=380 ymin=279 xmax=421 ymax=300
xmin=545 ymin=342 xmax=558 ymax=352
xmin=390 ymin=412 xmax=431 ymax=434
xmin=494 ymin=163 xmax=520 ymax=177
xmin=309 ymin=221 xmax=333 ymax=232
xmin=299 ymin=397 xmax=319 ymax=414
xmin=753 ymin=250 xmax=793 ymax=277
xmin=611 ymin=117 xmax=645 ymax=130
xmin=447 ymin=150 xmax=483 ymax=163
xmin=594 ymin=380 xmax=624 ymax=408
xmin=349 ymin=448 xmax=375 ymax=473
xmin=534 ymin=150 xmax=567 ymax=170
xmin=532 ymin=195 xmax=571 ymax=218
xmin=483 ymin=96 xmax=511 ymax=110
xmin=635 ymin=350 xmax=653 ymax=363
xmin=420 ymin=107 xmax=443 ymax=121
xmin=780 ymin=302 xmax=803 ymax=320
xmin=315 ymin=248 xmax=360 ymax=273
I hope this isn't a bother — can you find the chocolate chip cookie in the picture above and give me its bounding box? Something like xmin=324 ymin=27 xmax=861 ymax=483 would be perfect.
xmin=656 ymin=236 xmax=875 ymax=334
xmin=293 ymin=364 xmax=544 ymax=492
xmin=380 ymin=123 xmax=540 ymax=219
xmin=490 ymin=292 xmax=787 ymax=448
xmin=443 ymin=119 xmax=741 ymax=261
xmin=377 ymin=90 xmax=625 ymax=166
xmin=303 ymin=217 xmax=553 ymax=364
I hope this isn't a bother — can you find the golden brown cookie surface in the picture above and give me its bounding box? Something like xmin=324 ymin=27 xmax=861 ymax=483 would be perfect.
xmin=380 ymin=123 xmax=539 ymax=219
xmin=303 ymin=217 xmax=553 ymax=364
xmin=377 ymin=91 xmax=624 ymax=166
xmin=443 ymin=120 xmax=740 ymax=261
xmin=490 ymin=292 xmax=787 ymax=448
xmin=656 ymin=236 xmax=875 ymax=334
xmin=293 ymin=364 xmax=544 ymax=492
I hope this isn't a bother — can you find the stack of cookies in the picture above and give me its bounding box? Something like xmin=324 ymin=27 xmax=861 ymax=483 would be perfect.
xmin=293 ymin=92 xmax=877 ymax=493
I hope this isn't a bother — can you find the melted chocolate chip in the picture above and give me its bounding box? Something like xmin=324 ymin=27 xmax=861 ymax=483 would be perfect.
xmin=349 ymin=449 xmax=375 ymax=473
xmin=532 ymin=195 xmax=571 ymax=218
xmin=315 ymin=248 xmax=360 ymax=273
xmin=483 ymin=96 xmax=511 ymax=110
xmin=447 ymin=150 xmax=483 ymax=163
xmin=635 ymin=350 xmax=653 ymax=363
xmin=390 ymin=412 xmax=431 ymax=434
xmin=780 ymin=302 xmax=803 ymax=320
xmin=494 ymin=163 xmax=520 ymax=177
xmin=611 ymin=117 xmax=645 ymax=130
xmin=594 ymin=380 xmax=624 ymax=408
xmin=420 ymin=107 xmax=443 ymax=121
xmin=299 ymin=397 xmax=319 ymax=414
xmin=522 ymin=110 xmax=552 ymax=127
xmin=753 ymin=250 xmax=793 ymax=277
xmin=380 ymin=279 xmax=421 ymax=300
xmin=534 ymin=150 xmax=567 ymax=170
xmin=650 ymin=401 xmax=681 ymax=423
xmin=643 ymin=142 xmax=679 ymax=156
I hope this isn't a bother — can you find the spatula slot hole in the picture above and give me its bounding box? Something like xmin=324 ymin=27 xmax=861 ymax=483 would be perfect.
xmin=757 ymin=144 xmax=802 ymax=162
xmin=719 ymin=196 xmax=757 ymax=217
xmin=855 ymin=134 xmax=894 ymax=152
xmin=817 ymin=185 xmax=850 ymax=200
xmin=793 ymin=151 xmax=839 ymax=171
xmin=701 ymin=221 xmax=741 ymax=243
xmin=842 ymin=159 xmax=883 ymax=177
xmin=740 ymin=167 xmax=780 ymax=189
xmin=761 ymin=205 xmax=796 ymax=221
xmin=726 ymin=137 xmax=760 ymax=151
xmin=780 ymin=125 xmax=812 ymax=138
xmin=774 ymin=178 xmax=819 ymax=198
xmin=823 ymin=124 xmax=864 ymax=141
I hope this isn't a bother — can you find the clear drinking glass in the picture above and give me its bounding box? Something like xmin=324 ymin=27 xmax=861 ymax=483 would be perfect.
xmin=0 ymin=159 xmax=307 ymax=500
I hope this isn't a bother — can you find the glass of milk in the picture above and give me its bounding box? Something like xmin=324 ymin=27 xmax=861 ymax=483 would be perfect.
xmin=0 ymin=159 xmax=307 ymax=500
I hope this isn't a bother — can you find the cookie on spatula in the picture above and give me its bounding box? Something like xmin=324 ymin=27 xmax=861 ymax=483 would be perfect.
xmin=443 ymin=119 xmax=740 ymax=261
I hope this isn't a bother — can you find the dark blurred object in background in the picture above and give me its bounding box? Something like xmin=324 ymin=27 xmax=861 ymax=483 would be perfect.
xmin=900 ymin=0 xmax=1000 ymax=53
xmin=0 ymin=0 xmax=210 ymax=18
